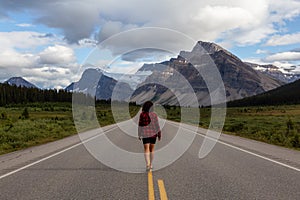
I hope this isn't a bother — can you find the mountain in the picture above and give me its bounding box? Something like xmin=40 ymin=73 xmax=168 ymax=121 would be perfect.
xmin=227 ymin=78 xmax=300 ymax=107
xmin=131 ymin=41 xmax=284 ymax=106
xmin=4 ymin=77 xmax=37 ymax=88
xmin=65 ymin=68 xmax=133 ymax=101
xmin=65 ymin=82 xmax=75 ymax=91
xmin=246 ymin=62 xmax=300 ymax=83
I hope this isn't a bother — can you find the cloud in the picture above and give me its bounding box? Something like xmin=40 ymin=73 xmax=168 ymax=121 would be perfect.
xmin=0 ymin=31 xmax=56 ymax=51
xmin=37 ymin=33 xmax=55 ymax=38
xmin=0 ymin=29 xmax=84 ymax=88
xmin=0 ymin=0 xmax=101 ymax=43
xmin=0 ymin=62 xmax=80 ymax=89
xmin=256 ymin=49 xmax=269 ymax=54
xmin=78 ymin=38 xmax=98 ymax=47
xmin=0 ymin=31 xmax=77 ymax=67
xmin=268 ymin=0 xmax=300 ymax=23
xmin=97 ymin=21 xmax=138 ymax=43
xmin=21 ymin=64 xmax=81 ymax=89
xmin=0 ymin=39 xmax=80 ymax=88
xmin=0 ymin=50 xmax=37 ymax=68
xmin=36 ymin=3 xmax=101 ymax=43
xmin=265 ymin=52 xmax=300 ymax=62
xmin=39 ymin=45 xmax=77 ymax=65
xmin=16 ymin=23 xmax=34 ymax=27
xmin=291 ymin=48 xmax=300 ymax=52
xmin=106 ymin=60 xmax=143 ymax=74
xmin=265 ymin=32 xmax=300 ymax=46
xmin=121 ymin=49 xmax=174 ymax=62
xmin=1 ymin=0 xmax=300 ymax=47
xmin=97 ymin=27 xmax=196 ymax=59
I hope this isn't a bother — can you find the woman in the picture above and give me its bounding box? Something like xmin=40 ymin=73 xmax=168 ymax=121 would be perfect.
xmin=138 ymin=101 xmax=161 ymax=171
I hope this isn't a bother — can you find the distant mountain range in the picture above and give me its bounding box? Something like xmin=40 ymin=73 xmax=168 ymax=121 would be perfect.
xmin=3 ymin=41 xmax=300 ymax=106
xmin=245 ymin=62 xmax=300 ymax=83
xmin=4 ymin=77 xmax=37 ymax=88
xmin=66 ymin=41 xmax=291 ymax=106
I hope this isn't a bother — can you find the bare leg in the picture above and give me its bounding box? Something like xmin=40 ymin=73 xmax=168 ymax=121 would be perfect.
xmin=143 ymin=144 xmax=150 ymax=168
xmin=149 ymin=144 xmax=155 ymax=168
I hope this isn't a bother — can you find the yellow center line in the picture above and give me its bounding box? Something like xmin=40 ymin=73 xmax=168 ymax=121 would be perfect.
xmin=148 ymin=171 xmax=155 ymax=200
xmin=158 ymin=179 xmax=168 ymax=200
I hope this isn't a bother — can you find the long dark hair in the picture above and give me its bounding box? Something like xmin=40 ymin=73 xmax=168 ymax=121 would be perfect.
xmin=142 ymin=101 xmax=153 ymax=112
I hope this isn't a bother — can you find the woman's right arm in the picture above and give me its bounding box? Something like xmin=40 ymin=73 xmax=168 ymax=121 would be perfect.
xmin=138 ymin=114 xmax=142 ymax=139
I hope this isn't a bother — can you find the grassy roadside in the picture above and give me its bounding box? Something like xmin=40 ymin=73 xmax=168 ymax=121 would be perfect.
xmin=0 ymin=102 xmax=140 ymax=155
xmin=222 ymin=105 xmax=300 ymax=150
xmin=0 ymin=102 xmax=299 ymax=155
xmin=0 ymin=103 xmax=74 ymax=154
xmin=165 ymin=105 xmax=300 ymax=150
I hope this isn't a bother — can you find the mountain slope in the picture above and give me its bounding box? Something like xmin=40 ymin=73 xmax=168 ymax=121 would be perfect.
xmin=66 ymin=68 xmax=133 ymax=101
xmin=5 ymin=77 xmax=37 ymax=88
xmin=131 ymin=41 xmax=283 ymax=106
xmin=227 ymin=79 xmax=300 ymax=107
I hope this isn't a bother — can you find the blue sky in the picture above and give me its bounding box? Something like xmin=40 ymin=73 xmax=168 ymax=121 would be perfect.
xmin=0 ymin=0 xmax=300 ymax=88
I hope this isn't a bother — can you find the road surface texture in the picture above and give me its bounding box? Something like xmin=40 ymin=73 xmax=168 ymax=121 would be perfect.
xmin=0 ymin=120 xmax=299 ymax=199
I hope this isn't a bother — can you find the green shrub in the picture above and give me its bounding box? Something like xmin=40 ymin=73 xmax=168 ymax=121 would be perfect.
xmin=21 ymin=108 xmax=29 ymax=119
xmin=1 ymin=112 xmax=7 ymax=119
xmin=291 ymin=134 xmax=300 ymax=148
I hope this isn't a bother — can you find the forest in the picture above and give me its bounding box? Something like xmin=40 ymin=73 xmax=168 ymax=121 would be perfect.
xmin=0 ymin=83 xmax=72 ymax=106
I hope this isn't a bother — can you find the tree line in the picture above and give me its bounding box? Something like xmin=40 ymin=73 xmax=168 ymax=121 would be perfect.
xmin=0 ymin=83 xmax=73 ymax=106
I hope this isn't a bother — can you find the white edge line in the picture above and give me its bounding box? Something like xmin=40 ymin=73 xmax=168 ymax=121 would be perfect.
xmin=0 ymin=126 xmax=119 ymax=180
xmin=216 ymin=139 xmax=300 ymax=172
xmin=169 ymin=121 xmax=300 ymax=172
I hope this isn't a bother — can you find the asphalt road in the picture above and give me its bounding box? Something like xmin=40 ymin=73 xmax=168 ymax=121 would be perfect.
xmin=0 ymin=120 xmax=299 ymax=200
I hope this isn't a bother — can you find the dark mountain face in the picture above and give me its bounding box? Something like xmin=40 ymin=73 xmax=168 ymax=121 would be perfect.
xmin=65 ymin=82 xmax=74 ymax=91
xmin=5 ymin=77 xmax=37 ymax=88
xmin=228 ymin=78 xmax=300 ymax=107
xmin=131 ymin=41 xmax=283 ymax=106
xmin=66 ymin=68 xmax=133 ymax=101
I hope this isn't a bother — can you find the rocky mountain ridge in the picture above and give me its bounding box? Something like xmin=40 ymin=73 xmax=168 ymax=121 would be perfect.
xmin=131 ymin=41 xmax=284 ymax=106
xmin=4 ymin=77 xmax=37 ymax=88
xmin=65 ymin=68 xmax=133 ymax=101
xmin=245 ymin=62 xmax=300 ymax=83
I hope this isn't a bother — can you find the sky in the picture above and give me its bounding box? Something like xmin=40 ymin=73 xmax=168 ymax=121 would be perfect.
xmin=0 ymin=0 xmax=300 ymax=89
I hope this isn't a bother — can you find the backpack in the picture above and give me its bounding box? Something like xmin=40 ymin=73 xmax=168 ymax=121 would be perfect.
xmin=139 ymin=112 xmax=151 ymax=127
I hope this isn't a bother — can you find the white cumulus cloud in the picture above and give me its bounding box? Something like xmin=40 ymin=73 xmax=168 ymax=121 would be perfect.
xmin=265 ymin=32 xmax=300 ymax=46
xmin=0 ymin=31 xmax=55 ymax=51
xmin=265 ymin=52 xmax=300 ymax=62
xmin=21 ymin=64 xmax=81 ymax=89
xmin=39 ymin=45 xmax=77 ymax=65
xmin=0 ymin=50 xmax=37 ymax=68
